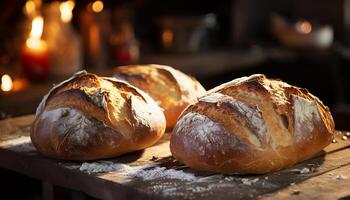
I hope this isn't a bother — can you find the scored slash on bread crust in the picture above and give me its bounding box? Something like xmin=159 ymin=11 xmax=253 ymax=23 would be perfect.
xmin=170 ymin=74 xmax=334 ymax=174
xmin=113 ymin=64 xmax=206 ymax=128
xmin=31 ymin=71 xmax=166 ymax=160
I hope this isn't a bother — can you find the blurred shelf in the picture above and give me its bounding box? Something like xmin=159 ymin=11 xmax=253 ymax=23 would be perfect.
xmin=140 ymin=48 xmax=296 ymax=78
xmin=0 ymin=82 xmax=54 ymax=118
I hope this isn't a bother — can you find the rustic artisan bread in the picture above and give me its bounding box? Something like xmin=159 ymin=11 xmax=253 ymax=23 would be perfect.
xmin=170 ymin=74 xmax=334 ymax=174
xmin=113 ymin=64 xmax=206 ymax=128
xmin=31 ymin=71 xmax=166 ymax=160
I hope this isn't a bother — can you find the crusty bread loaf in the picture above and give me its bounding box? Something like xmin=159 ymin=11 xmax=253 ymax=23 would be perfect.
xmin=113 ymin=64 xmax=206 ymax=128
xmin=170 ymin=74 xmax=334 ymax=174
xmin=31 ymin=71 xmax=166 ymax=160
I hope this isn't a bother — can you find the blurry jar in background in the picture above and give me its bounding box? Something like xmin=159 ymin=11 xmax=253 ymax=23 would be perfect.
xmin=78 ymin=1 xmax=109 ymax=70
xmin=44 ymin=1 xmax=82 ymax=77
xmin=77 ymin=2 xmax=139 ymax=69
xmin=158 ymin=13 xmax=217 ymax=53
xmin=110 ymin=21 xmax=139 ymax=65
xmin=109 ymin=5 xmax=139 ymax=65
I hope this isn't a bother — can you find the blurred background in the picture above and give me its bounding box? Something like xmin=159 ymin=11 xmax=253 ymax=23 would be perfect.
xmin=1 ymin=0 xmax=350 ymax=126
xmin=0 ymin=0 xmax=350 ymax=199
xmin=1 ymin=0 xmax=350 ymax=125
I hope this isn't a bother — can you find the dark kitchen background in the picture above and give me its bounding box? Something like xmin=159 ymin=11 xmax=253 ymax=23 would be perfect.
xmin=0 ymin=0 xmax=350 ymax=199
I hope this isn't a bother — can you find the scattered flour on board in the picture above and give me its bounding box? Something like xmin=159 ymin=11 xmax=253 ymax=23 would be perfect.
xmin=131 ymin=167 xmax=197 ymax=181
xmin=241 ymin=178 xmax=259 ymax=185
xmin=0 ymin=136 xmax=36 ymax=153
xmin=74 ymin=161 xmax=280 ymax=198
xmin=290 ymin=167 xmax=311 ymax=174
xmin=79 ymin=161 xmax=132 ymax=174
xmin=0 ymin=136 xmax=31 ymax=147
xmin=78 ymin=161 xmax=265 ymax=187
xmin=79 ymin=161 xmax=196 ymax=181
xmin=335 ymin=175 xmax=348 ymax=180
xmin=8 ymin=142 xmax=36 ymax=152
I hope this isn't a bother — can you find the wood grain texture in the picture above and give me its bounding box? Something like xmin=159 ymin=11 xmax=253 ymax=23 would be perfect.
xmin=0 ymin=115 xmax=349 ymax=200
xmin=261 ymin=164 xmax=350 ymax=200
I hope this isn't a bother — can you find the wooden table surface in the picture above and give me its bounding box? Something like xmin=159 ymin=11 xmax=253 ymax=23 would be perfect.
xmin=0 ymin=115 xmax=350 ymax=200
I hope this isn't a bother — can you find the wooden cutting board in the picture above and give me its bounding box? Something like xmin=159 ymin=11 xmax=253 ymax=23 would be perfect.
xmin=0 ymin=115 xmax=350 ymax=200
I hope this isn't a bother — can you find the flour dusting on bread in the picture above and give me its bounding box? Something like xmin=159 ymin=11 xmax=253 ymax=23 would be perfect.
xmin=171 ymin=74 xmax=334 ymax=174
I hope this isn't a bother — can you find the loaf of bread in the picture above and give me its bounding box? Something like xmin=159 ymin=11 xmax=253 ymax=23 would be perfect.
xmin=31 ymin=71 xmax=166 ymax=160
xmin=113 ymin=64 xmax=206 ymax=128
xmin=170 ymin=74 xmax=334 ymax=174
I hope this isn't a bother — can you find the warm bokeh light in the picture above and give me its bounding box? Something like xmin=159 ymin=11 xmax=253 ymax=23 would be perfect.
xmin=162 ymin=29 xmax=174 ymax=48
xmin=33 ymin=0 xmax=42 ymax=9
xmin=92 ymin=1 xmax=104 ymax=13
xmin=89 ymin=24 xmax=100 ymax=55
xmin=30 ymin=16 xmax=44 ymax=39
xmin=26 ymin=16 xmax=46 ymax=51
xmin=296 ymin=21 xmax=312 ymax=34
xmin=60 ymin=0 xmax=75 ymax=23
xmin=25 ymin=0 xmax=36 ymax=16
xmin=1 ymin=74 xmax=13 ymax=92
xmin=24 ymin=0 xmax=42 ymax=16
xmin=25 ymin=38 xmax=47 ymax=51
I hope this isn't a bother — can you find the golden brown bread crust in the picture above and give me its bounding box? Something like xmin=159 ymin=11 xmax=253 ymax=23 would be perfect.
xmin=31 ymin=71 xmax=166 ymax=160
xmin=113 ymin=64 xmax=206 ymax=128
xmin=170 ymin=74 xmax=334 ymax=174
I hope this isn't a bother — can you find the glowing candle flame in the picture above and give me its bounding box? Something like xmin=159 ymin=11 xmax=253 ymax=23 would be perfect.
xmin=60 ymin=1 xmax=75 ymax=23
xmin=30 ymin=16 xmax=44 ymax=39
xmin=92 ymin=1 xmax=104 ymax=13
xmin=1 ymin=74 xmax=13 ymax=92
xmin=26 ymin=16 xmax=46 ymax=50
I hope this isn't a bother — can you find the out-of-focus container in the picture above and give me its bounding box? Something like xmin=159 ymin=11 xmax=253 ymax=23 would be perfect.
xmin=157 ymin=14 xmax=217 ymax=53
xmin=271 ymin=15 xmax=333 ymax=49
xmin=44 ymin=2 xmax=82 ymax=76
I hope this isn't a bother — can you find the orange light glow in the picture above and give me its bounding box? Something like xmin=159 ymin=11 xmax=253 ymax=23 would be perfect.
xmin=60 ymin=0 xmax=75 ymax=23
xmin=162 ymin=29 xmax=174 ymax=48
xmin=26 ymin=16 xmax=47 ymax=51
xmin=296 ymin=21 xmax=312 ymax=34
xmin=89 ymin=24 xmax=100 ymax=55
xmin=0 ymin=75 xmax=29 ymax=93
xmin=92 ymin=1 xmax=104 ymax=13
xmin=1 ymin=74 xmax=13 ymax=92
xmin=29 ymin=16 xmax=44 ymax=39
xmin=24 ymin=0 xmax=36 ymax=16
xmin=26 ymin=38 xmax=47 ymax=52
